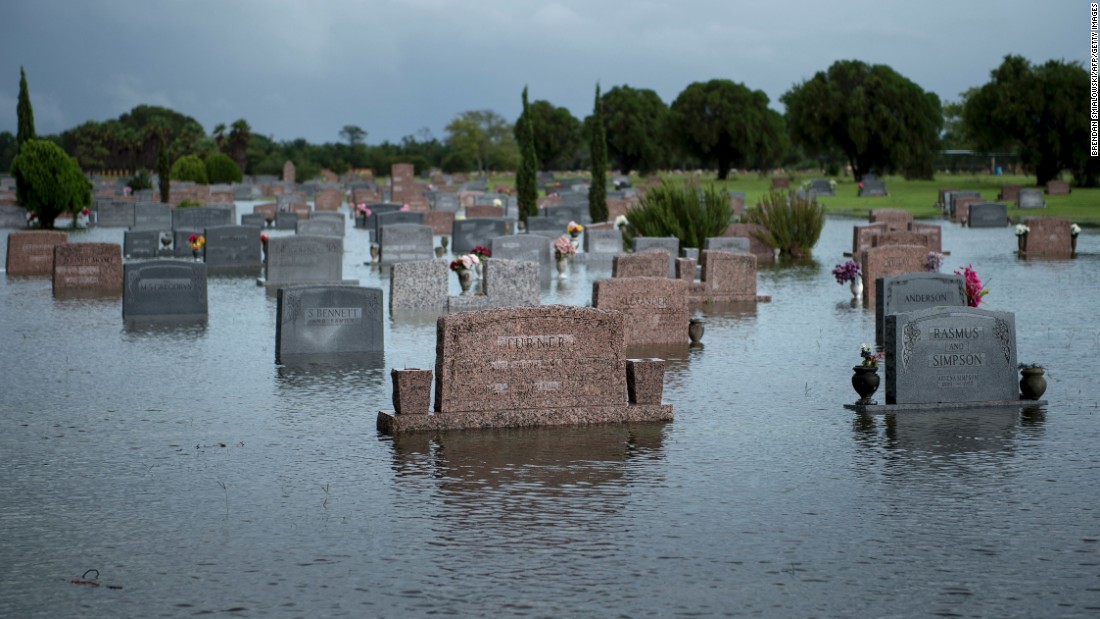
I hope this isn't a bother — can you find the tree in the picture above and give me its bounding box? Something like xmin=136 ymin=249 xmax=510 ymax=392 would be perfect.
xmin=340 ymin=125 xmax=367 ymax=147
xmin=205 ymin=152 xmax=243 ymax=184
xmin=227 ymin=119 xmax=251 ymax=175
xmin=0 ymin=131 xmax=17 ymax=171
xmin=600 ymin=85 xmax=668 ymax=175
xmin=669 ymin=79 xmax=788 ymax=180
xmin=963 ymin=55 xmax=1096 ymax=186
xmin=171 ymin=154 xmax=208 ymax=184
xmin=516 ymin=87 xmax=539 ymax=225
xmin=782 ymin=60 xmax=942 ymax=180
xmin=11 ymin=139 xmax=92 ymax=229
xmin=589 ymin=84 xmax=608 ymax=223
xmin=444 ymin=110 xmax=518 ymax=175
xmin=17 ymin=66 xmax=36 ymax=149
xmin=157 ymin=133 xmax=171 ymax=203
xmin=514 ymin=100 xmax=582 ymax=171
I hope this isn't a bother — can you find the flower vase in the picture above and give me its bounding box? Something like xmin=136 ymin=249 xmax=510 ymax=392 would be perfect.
xmin=192 ymin=249 xmax=201 ymax=262
xmin=849 ymin=277 xmax=863 ymax=299
xmin=556 ymin=256 xmax=569 ymax=278
xmin=475 ymin=260 xmax=483 ymax=279
xmin=851 ymin=365 xmax=880 ymax=405
xmin=1071 ymin=235 xmax=1077 ymax=257
xmin=688 ymin=319 xmax=704 ymax=344
xmin=458 ymin=269 xmax=474 ymax=294
xmin=1018 ymin=235 xmax=1027 ymax=255
xmin=1019 ymin=367 xmax=1047 ymax=400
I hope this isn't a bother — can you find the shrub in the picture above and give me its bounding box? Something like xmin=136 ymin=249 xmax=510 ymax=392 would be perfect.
xmin=746 ymin=190 xmax=825 ymax=258
xmin=177 ymin=199 xmax=202 ymax=208
xmin=11 ymin=139 xmax=91 ymax=229
xmin=127 ymin=169 xmax=153 ymax=191
xmin=204 ymin=152 xmax=242 ymax=184
xmin=170 ymin=154 xmax=208 ymax=184
xmin=626 ymin=180 xmax=732 ymax=249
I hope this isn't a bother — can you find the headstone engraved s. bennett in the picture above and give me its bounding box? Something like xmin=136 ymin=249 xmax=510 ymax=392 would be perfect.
xmin=123 ymin=261 xmax=208 ymax=321
xmin=53 ymin=243 xmax=123 ymax=296
xmin=6 ymin=230 xmax=67 ymax=276
xmin=885 ymin=307 xmax=1018 ymax=405
xmin=875 ymin=273 xmax=967 ymax=344
xmin=275 ymin=285 xmax=384 ymax=363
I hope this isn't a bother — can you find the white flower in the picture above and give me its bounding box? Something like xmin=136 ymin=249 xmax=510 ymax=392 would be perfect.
xmin=614 ymin=214 xmax=629 ymax=228
xmin=1071 ymin=223 xmax=1081 ymax=236
xmin=1014 ymin=223 xmax=1030 ymax=236
xmin=860 ymin=343 xmax=871 ymax=353
xmin=492 ymin=198 xmax=502 ymax=207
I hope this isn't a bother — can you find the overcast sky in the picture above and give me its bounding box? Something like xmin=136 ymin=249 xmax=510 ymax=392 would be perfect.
xmin=0 ymin=0 xmax=1084 ymax=146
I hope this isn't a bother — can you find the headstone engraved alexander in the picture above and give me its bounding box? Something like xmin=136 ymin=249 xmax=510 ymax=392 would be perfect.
xmin=632 ymin=237 xmax=679 ymax=277
xmin=967 ymin=203 xmax=1009 ymax=228
xmin=132 ymin=202 xmax=172 ymax=230
xmin=875 ymin=273 xmax=967 ymax=344
xmin=884 ymin=307 xmax=1018 ymax=405
xmin=389 ymin=260 xmax=448 ymax=312
xmin=704 ymin=237 xmax=750 ymax=253
xmin=379 ymin=223 xmax=434 ymax=264
xmin=265 ymin=235 xmax=344 ymax=286
xmin=451 ymin=218 xmax=512 ymax=254
xmin=1018 ymin=189 xmax=1045 ymax=209
xmin=203 ymin=225 xmax=262 ymax=272
xmin=275 ymin=285 xmax=383 ymax=363
xmin=52 ymin=243 xmax=123 ymax=296
xmin=123 ymin=229 xmax=162 ymax=258
xmin=172 ymin=206 xmax=233 ymax=231
xmin=6 ymin=230 xmax=67 ymax=276
xmin=296 ymin=218 xmax=344 ymax=238
xmin=593 ymin=277 xmax=690 ymax=348
xmin=123 ymin=261 xmax=208 ymax=321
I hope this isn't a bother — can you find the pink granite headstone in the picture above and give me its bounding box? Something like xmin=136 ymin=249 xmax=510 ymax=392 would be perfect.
xmin=6 ymin=230 xmax=68 ymax=276
xmin=52 ymin=243 xmax=123 ymax=296
xmin=868 ymin=209 xmax=912 ymax=232
xmin=612 ymin=250 xmax=669 ymax=278
xmin=860 ymin=244 xmax=927 ymax=308
xmin=592 ymin=277 xmax=690 ymax=347
xmin=1022 ymin=218 xmax=1072 ymax=259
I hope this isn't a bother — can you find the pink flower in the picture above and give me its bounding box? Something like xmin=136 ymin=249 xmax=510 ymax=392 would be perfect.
xmin=400 ymin=204 xmax=410 ymax=212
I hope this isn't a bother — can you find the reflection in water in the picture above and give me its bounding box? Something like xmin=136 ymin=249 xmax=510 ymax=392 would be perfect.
xmin=852 ymin=407 xmax=1036 ymax=466
xmin=275 ymin=353 xmax=388 ymax=391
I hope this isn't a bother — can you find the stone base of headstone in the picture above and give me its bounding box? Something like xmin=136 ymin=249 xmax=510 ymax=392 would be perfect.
xmin=843 ymin=400 xmax=1046 ymax=414
xmin=392 ymin=368 xmax=433 ymax=415
xmin=377 ymin=404 xmax=673 ymax=434
xmin=626 ymin=359 xmax=666 ymax=404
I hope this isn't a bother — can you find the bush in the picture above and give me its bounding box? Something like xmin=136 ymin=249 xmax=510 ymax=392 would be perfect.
xmin=746 ymin=190 xmax=825 ymax=258
xmin=626 ymin=180 xmax=732 ymax=249
xmin=177 ymin=199 xmax=202 ymax=208
xmin=204 ymin=152 xmax=242 ymax=184
xmin=11 ymin=139 xmax=92 ymax=229
xmin=170 ymin=154 xmax=208 ymax=184
xmin=127 ymin=169 xmax=153 ymax=191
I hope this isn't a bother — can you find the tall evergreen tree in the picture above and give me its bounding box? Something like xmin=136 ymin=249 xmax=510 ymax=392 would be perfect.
xmin=588 ymin=83 xmax=608 ymax=223
xmin=17 ymin=66 xmax=36 ymax=149
xmin=157 ymin=131 xmax=171 ymax=203
xmin=517 ymin=86 xmax=539 ymax=225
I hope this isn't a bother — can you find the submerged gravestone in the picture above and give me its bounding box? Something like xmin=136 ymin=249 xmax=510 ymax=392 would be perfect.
xmin=704 ymin=237 xmax=750 ymax=254
xmin=389 ymin=260 xmax=448 ymax=312
xmin=123 ymin=261 xmax=208 ymax=321
xmin=1018 ymin=189 xmax=1045 ymax=209
xmin=53 ymin=243 xmax=123 ymax=296
xmin=584 ymin=228 xmax=623 ymax=255
xmin=452 ymin=218 xmax=512 ymax=254
xmin=275 ymin=285 xmax=383 ymax=363
xmin=875 ymin=273 xmax=967 ymax=344
xmin=967 ymin=203 xmax=1009 ymax=228
xmin=265 ymin=235 xmax=344 ymax=286
xmin=241 ymin=213 xmax=267 ymax=228
xmin=123 ymin=229 xmax=163 ymax=258
xmin=592 ymin=277 xmax=690 ymax=348
xmin=203 ymin=225 xmax=262 ymax=272
xmin=632 ymin=237 xmax=679 ymax=277
xmin=524 ymin=216 xmax=565 ymax=238
xmin=884 ymin=307 xmax=1018 ymax=405
xmin=5 ymin=230 xmax=67 ymax=276
xmin=380 ymin=223 xmax=434 ymax=264
xmin=132 ymin=202 xmax=172 ymax=230
xmin=172 ymin=206 xmax=234 ymax=231
xmin=95 ymin=201 xmax=135 ymax=228
xmin=491 ymin=234 xmax=551 ymax=275
xmin=296 ymin=217 xmax=344 ymax=238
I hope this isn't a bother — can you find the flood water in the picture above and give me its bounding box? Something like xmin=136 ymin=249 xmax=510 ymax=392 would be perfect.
xmin=2 ymin=212 xmax=1099 ymax=618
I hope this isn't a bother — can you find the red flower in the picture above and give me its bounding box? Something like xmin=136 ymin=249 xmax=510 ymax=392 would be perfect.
xmin=188 ymin=234 xmax=199 ymax=243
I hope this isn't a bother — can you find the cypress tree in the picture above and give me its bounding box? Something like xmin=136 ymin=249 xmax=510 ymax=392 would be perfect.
xmin=16 ymin=66 xmax=36 ymax=149
xmin=588 ymin=83 xmax=608 ymax=223
xmin=517 ymin=86 xmax=539 ymax=226
xmin=157 ymin=133 xmax=171 ymax=204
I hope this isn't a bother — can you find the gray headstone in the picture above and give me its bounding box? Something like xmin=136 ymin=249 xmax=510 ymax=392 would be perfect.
xmin=632 ymin=236 xmax=679 ymax=277
xmin=451 ymin=218 xmax=513 ymax=254
xmin=265 ymin=235 xmax=344 ymax=286
xmin=541 ymin=204 xmax=589 ymax=225
xmin=241 ymin=213 xmax=268 ymax=227
xmin=296 ymin=218 xmax=344 ymax=237
xmin=809 ymin=179 xmax=835 ymax=196
xmin=376 ymin=211 xmax=425 ymax=243
xmin=122 ymin=260 xmax=207 ymax=321
xmin=432 ymin=193 xmax=460 ymax=212
xmin=859 ymin=179 xmax=888 ymax=197
xmin=172 ymin=206 xmax=234 ymax=231
xmin=380 ymin=224 xmax=434 ymax=264
xmin=483 ymin=257 xmax=540 ymax=307
xmin=885 ymin=307 xmax=1018 ymax=405
xmin=0 ymin=205 xmax=27 ymax=228
xmin=389 ymin=260 xmax=448 ymax=312
xmin=967 ymin=203 xmax=1009 ymax=228
xmin=1018 ymin=189 xmax=1045 ymax=209
xmin=875 ymin=273 xmax=967 ymax=344
xmin=203 ymin=225 xmax=262 ymax=272
xmin=947 ymin=191 xmax=980 ymax=217
xmin=95 ymin=200 xmax=135 ymax=228
xmin=132 ymin=202 xmax=172 ymax=230
xmin=584 ymin=229 xmax=623 ymax=255
xmin=275 ymin=285 xmax=383 ymax=362
xmin=524 ymin=216 xmax=565 ymax=238
xmin=274 ymin=211 xmax=300 ymax=230
xmin=704 ymin=237 xmax=751 ymax=253
xmin=172 ymin=229 xmax=202 ymax=257
xmin=234 ymin=185 xmax=259 ymax=200
xmin=491 ymin=234 xmax=551 ymax=272
xmin=123 ymin=229 xmax=163 ymax=258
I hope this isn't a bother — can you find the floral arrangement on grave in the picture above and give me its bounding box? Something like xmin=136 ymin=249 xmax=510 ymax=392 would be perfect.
xmin=1071 ymin=223 xmax=1081 ymax=238
xmin=954 ymin=264 xmax=989 ymax=307
xmin=260 ymin=233 xmax=268 ymax=251
xmin=1014 ymin=223 xmax=1030 ymax=237
xmin=832 ymin=259 xmax=861 ymax=285
xmin=492 ymin=198 xmax=503 ymax=208
xmin=925 ymin=251 xmax=945 ymax=272
xmin=356 ymin=203 xmax=372 ymax=218
xmin=400 ymin=203 xmax=411 ymax=212
xmin=567 ymin=221 xmax=584 ymax=238
xmin=860 ymin=343 xmax=884 ymax=369
xmin=553 ymin=234 xmax=577 ymax=260
xmin=614 ymin=214 xmax=629 ymax=229
xmin=188 ymin=234 xmax=206 ymax=258
xmin=471 ymin=245 xmax=491 ymax=261
xmin=449 ymin=253 xmax=480 ymax=273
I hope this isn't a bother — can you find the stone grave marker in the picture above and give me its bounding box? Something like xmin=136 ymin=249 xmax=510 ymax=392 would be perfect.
xmin=722 ymin=223 xmax=774 ymax=262
xmin=313 ymin=188 xmax=343 ymax=211
xmin=859 ymin=178 xmax=888 ymax=197
xmin=524 ymin=216 xmax=565 ymax=238
xmin=809 ymin=179 xmax=835 ymax=196
xmin=1018 ymin=189 xmax=1045 ymax=209
xmin=884 ymin=307 xmax=1018 ymax=405
xmin=0 ymin=205 xmax=27 ymax=228
xmin=132 ymin=202 xmax=172 ymax=230
xmin=875 ymin=272 xmax=967 ymax=344
xmin=466 ymin=204 xmax=504 ymax=218
xmin=123 ymin=261 xmax=208 ymax=321
xmin=593 ymin=277 xmax=690 ymax=348
xmin=204 ymin=225 xmax=262 ymax=272
xmin=999 ymin=185 xmax=1020 ymax=202
xmin=380 ymin=224 xmax=434 ymax=264
xmin=432 ymin=193 xmax=461 ymax=212
xmin=704 ymin=237 xmax=750 ymax=253
xmin=282 ymin=160 xmax=296 ymax=185
xmin=354 ymin=202 xmax=403 ymax=234
xmin=53 ymin=243 xmax=123 ymax=296
xmin=447 ymin=258 xmax=541 ymax=313
xmin=632 ymin=237 xmax=679 ymax=277
xmin=613 ymin=249 xmax=669 ymax=278
xmin=424 ymin=211 xmax=455 ymax=236
xmin=95 ymin=200 xmax=135 ymax=227
xmin=871 ymin=231 xmax=931 ymax=249
xmin=274 ymin=211 xmax=300 ymax=230
xmin=253 ymin=203 xmax=276 ymax=222
xmin=123 ymin=229 xmax=163 ymax=258
xmin=6 ymin=231 xmax=68 ymax=276
xmin=241 ymin=213 xmax=267 ymax=227
xmin=693 ymin=250 xmax=759 ymax=303
xmin=1046 ymin=180 xmax=1070 ymax=195
xmin=389 ymin=259 xmax=448 ymax=312
xmin=172 ymin=206 xmax=233 ymax=231
xmin=376 ymin=211 xmax=425 ymax=243
xmin=491 ymin=234 xmax=551 ymax=275
xmin=967 ymin=203 xmax=1009 ymax=228
xmin=275 ymin=285 xmax=383 ymax=363
xmin=171 ymin=229 xmax=201 ymax=258
xmin=728 ymin=190 xmax=746 ymax=214
xmin=947 ymin=191 xmax=980 ymax=218
xmin=908 ymin=223 xmax=943 ymax=253
xmin=1021 ymin=218 xmax=1073 ymax=259
xmin=584 ymin=228 xmax=623 ymax=255
xmin=296 ymin=218 xmax=344 ymax=237
xmin=452 ymin=218 xmax=512 ymax=254
xmin=860 ymin=244 xmax=927 ymax=308
xmin=541 ymin=204 xmax=589 ymax=225
xmin=265 ymin=236 xmax=345 ymax=286
xmin=953 ymin=196 xmax=985 ymax=224
xmin=868 ymin=209 xmax=912 ymax=232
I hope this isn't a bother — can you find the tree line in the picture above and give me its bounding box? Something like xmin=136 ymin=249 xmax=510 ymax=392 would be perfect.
xmin=4 ymin=55 xmax=1095 ymax=190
